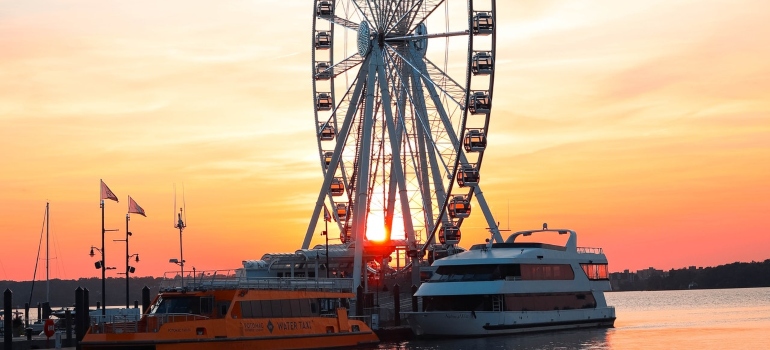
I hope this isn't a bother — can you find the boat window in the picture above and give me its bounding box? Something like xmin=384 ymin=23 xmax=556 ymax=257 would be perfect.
xmin=150 ymin=296 xmax=201 ymax=315
xmin=271 ymin=299 xmax=283 ymax=317
xmin=423 ymin=295 xmax=489 ymax=312
xmin=200 ymin=296 xmax=213 ymax=315
xmin=319 ymin=298 xmax=339 ymax=314
xmin=580 ymin=263 xmax=609 ymax=280
xmin=430 ymin=264 xmax=522 ymax=282
xmin=504 ymin=292 xmax=597 ymax=311
xmin=218 ymin=301 xmax=230 ymax=317
xmin=240 ymin=301 xmax=253 ymax=318
xmin=520 ymin=264 xmax=575 ymax=280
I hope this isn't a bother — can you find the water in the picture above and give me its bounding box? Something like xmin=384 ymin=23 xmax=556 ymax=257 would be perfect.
xmin=372 ymin=287 xmax=770 ymax=350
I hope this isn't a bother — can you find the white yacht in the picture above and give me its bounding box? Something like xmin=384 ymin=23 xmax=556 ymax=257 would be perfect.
xmin=404 ymin=227 xmax=615 ymax=336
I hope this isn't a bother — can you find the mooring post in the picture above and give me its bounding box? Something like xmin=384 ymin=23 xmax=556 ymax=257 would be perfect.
xmin=356 ymin=285 xmax=364 ymax=317
xmin=24 ymin=302 xmax=29 ymax=328
xmin=75 ymin=287 xmax=83 ymax=350
xmin=65 ymin=310 xmax=73 ymax=347
xmin=83 ymin=288 xmax=90 ymax=340
xmin=4 ymin=289 xmax=12 ymax=350
xmin=393 ymin=284 xmax=401 ymax=326
xmin=142 ymin=286 xmax=150 ymax=313
xmin=411 ymin=285 xmax=418 ymax=312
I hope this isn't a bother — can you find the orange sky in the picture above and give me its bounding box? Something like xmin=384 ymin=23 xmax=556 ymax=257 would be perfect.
xmin=1 ymin=1 xmax=769 ymax=282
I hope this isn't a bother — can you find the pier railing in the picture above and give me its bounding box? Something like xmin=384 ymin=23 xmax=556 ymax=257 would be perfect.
xmin=89 ymin=313 xmax=208 ymax=334
xmin=159 ymin=269 xmax=354 ymax=292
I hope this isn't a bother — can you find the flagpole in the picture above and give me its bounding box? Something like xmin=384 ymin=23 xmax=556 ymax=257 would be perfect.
xmin=325 ymin=218 xmax=329 ymax=278
xmin=101 ymin=199 xmax=106 ymax=317
xmin=125 ymin=213 xmax=130 ymax=309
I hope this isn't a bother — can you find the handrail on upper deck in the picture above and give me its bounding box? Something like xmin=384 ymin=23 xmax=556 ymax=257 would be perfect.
xmin=159 ymin=269 xmax=354 ymax=292
xmin=577 ymin=247 xmax=603 ymax=254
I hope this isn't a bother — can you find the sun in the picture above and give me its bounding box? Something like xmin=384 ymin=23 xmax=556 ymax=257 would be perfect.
xmin=365 ymin=212 xmax=388 ymax=242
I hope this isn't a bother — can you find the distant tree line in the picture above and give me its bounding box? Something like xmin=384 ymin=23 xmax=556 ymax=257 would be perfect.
xmin=615 ymin=259 xmax=770 ymax=291
xmin=0 ymin=277 xmax=164 ymax=309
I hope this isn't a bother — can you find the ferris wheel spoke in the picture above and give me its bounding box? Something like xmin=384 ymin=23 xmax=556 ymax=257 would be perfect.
xmin=383 ymin=49 xmax=451 ymax=224
xmin=414 ymin=116 xmax=438 ymax=238
xmin=385 ymin=43 xmax=465 ymax=108
xmin=404 ymin=0 xmax=445 ymax=34
xmin=352 ymin=0 xmax=382 ymax=30
xmin=318 ymin=14 xmax=361 ymax=31
xmin=405 ymin=60 xmax=452 ymax=218
xmin=422 ymin=57 xmax=467 ymax=108
xmin=316 ymin=53 xmax=365 ymax=80
xmin=384 ymin=30 xmax=469 ymax=42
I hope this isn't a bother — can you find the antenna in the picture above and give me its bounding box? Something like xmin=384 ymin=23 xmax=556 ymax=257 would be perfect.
xmin=174 ymin=183 xmax=186 ymax=230
xmin=182 ymin=183 xmax=187 ymax=226
xmin=173 ymin=184 xmax=177 ymax=228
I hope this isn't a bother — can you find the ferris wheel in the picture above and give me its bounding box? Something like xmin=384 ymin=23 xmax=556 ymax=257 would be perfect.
xmin=303 ymin=0 xmax=504 ymax=286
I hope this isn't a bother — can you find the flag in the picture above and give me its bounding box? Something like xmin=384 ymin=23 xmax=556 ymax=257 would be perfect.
xmin=128 ymin=196 xmax=146 ymax=217
xmin=100 ymin=179 xmax=119 ymax=202
xmin=323 ymin=204 xmax=332 ymax=222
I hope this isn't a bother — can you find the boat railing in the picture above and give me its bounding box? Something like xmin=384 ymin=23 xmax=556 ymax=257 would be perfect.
xmin=160 ymin=269 xmax=354 ymax=292
xmin=89 ymin=313 xmax=209 ymax=334
xmin=577 ymin=247 xmax=603 ymax=254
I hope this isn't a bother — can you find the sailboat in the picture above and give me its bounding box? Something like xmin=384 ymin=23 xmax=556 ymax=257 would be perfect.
xmin=27 ymin=202 xmax=54 ymax=334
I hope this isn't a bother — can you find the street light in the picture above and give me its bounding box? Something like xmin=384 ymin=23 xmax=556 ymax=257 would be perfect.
xmin=169 ymin=258 xmax=186 ymax=287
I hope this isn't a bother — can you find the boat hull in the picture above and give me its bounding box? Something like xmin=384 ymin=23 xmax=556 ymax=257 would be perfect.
xmin=404 ymin=307 xmax=615 ymax=337
xmin=80 ymin=331 xmax=378 ymax=350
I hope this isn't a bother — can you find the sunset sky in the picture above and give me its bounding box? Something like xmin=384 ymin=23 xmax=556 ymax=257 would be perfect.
xmin=1 ymin=0 xmax=769 ymax=282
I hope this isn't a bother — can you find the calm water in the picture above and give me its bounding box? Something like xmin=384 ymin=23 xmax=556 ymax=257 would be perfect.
xmin=372 ymin=287 xmax=770 ymax=350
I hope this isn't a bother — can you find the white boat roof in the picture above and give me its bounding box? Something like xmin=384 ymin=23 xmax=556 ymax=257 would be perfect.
xmin=431 ymin=228 xmax=608 ymax=266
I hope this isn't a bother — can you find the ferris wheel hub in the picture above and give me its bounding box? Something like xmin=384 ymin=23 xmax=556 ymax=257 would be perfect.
xmin=357 ymin=21 xmax=371 ymax=56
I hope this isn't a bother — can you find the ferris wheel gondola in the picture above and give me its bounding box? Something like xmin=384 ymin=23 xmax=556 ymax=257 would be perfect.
xmin=304 ymin=0 xmax=504 ymax=288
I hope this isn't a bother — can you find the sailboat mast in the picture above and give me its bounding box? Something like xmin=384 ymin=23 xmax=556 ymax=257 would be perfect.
xmin=46 ymin=201 xmax=49 ymax=302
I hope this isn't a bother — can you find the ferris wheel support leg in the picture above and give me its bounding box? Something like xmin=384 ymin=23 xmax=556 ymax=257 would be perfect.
xmin=302 ymin=59 xmax=371 ymax=250
xmin=377 ymin=60 xmax=417 ymax=246
xmin=351 ymin=52 xmax=379 ymax=300
xmin=473 ymin=185 xmax=505 ymax=243
xmin=390 ymin=52 xmax=439 ymax=242
xmin=377 ymin=58 xmax=422 ymax=286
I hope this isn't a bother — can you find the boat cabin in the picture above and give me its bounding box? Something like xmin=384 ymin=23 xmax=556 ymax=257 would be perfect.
xmin=316 ymin=92 xmax=333 ymax=111
xmin=468 ymin=91 xmax=491 ymax=115
xmin=472 ymin=12 xmax=494 ymax=35
xmin=471 ymin=51 xmax=493 ymax=75
xmin=463 ymin=129 xmax=487 ymax=152
xmin=448 ymin=195 xmax=471 ymax=218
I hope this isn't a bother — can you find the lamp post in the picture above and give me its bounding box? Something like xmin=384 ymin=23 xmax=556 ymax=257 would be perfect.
xmin=116 ymin=214 xmax=141 ymax=309
xmin=99 ymin=201 xmax=119 ymax=316
xmin=169 ymin=258 xmax=186 ymax=287
xmin=89 ymin=245 xmax=116 ymax=310
xmin=320 ymin=231 xmax=329 ymax=278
